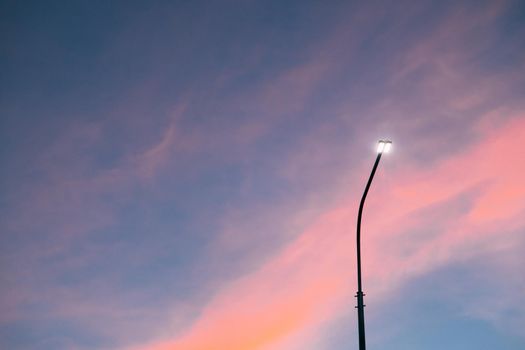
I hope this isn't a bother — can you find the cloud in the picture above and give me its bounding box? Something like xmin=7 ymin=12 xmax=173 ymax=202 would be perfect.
xmin=2 ymin=2 xmax=523 ymax=348
xmin=128 ymin=111 xmax=525 ymax=349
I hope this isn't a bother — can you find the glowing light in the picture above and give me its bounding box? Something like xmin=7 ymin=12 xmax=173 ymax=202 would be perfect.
xmin=377 ymin=140 xmax=392 ymax=153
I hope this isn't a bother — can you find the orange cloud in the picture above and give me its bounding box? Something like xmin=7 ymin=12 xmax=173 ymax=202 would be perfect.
xmin=131 ymin=114 xmax=525 ymax=350
xmin=132 ymin=208 xmax=351 ymax=350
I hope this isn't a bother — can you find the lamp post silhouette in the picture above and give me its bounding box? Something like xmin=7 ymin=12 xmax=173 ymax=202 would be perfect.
xmin=356 ymin=140 xmax=392 ymax=350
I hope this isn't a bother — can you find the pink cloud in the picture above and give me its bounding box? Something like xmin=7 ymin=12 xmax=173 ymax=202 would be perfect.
xmin=129 ymin=112 xmax=525 ymax=349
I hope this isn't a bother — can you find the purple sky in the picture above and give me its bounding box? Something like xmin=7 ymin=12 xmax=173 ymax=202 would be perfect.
xmin=1 ymin=0 xmax=525 ymax=349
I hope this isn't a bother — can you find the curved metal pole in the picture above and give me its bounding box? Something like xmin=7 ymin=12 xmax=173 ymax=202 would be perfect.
xmin=356 ymin=152 xmax=383 ymax=350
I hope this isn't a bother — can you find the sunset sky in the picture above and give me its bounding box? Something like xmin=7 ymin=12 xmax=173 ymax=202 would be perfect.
xmin=1 ymin=0 xmax=525 ymax=349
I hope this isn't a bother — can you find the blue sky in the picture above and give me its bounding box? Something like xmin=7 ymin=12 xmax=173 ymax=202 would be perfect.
xmin=1 ymin=0 xmax=525 ymax=349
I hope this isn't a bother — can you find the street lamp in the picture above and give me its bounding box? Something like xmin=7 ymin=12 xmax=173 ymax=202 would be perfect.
xmin=355 ymin=140 xmax=391 ymax=350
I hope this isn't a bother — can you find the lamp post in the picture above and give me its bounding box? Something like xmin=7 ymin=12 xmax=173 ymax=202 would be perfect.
xmin=356 ymin=140 xmax=392 ymax=350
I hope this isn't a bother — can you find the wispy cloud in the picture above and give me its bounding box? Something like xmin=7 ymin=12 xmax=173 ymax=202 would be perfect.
xmin=127 ymin=109 xmax=525 ymax=348
xmin=2 ymin=1 xmax=524 ymax=349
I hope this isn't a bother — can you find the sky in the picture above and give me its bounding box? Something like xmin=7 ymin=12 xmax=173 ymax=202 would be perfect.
xmin=1 ymin=0 xmax=525 ymax=349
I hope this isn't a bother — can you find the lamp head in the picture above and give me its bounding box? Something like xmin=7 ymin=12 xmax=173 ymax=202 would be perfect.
xmin=377 ymin=140 xmax=392 ymax=153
